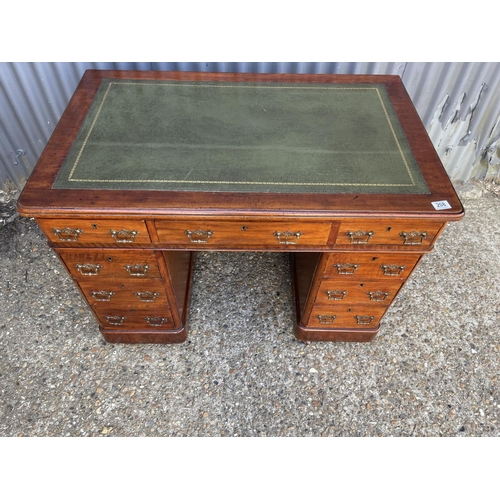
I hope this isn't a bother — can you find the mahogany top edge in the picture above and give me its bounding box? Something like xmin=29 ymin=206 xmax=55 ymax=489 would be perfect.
xmin=17 ymin=70 xmax=464 ymax=220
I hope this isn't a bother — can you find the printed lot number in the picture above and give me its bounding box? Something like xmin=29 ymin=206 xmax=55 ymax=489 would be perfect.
xmin=432 ymin=200 xmax=452 ymax=210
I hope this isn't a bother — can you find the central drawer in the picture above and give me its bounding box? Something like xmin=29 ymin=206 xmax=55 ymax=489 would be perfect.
xmin=154 ymin=220 xmax=333 ymax=248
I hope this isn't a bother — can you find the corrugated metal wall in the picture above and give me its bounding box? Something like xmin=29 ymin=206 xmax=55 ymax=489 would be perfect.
xmin=1 ymin=61 xmax=499 ymax=191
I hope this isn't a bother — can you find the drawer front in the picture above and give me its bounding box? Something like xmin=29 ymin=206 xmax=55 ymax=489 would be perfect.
xmin=307 ymin=305 xmax=387 ymax=329
xmin=315 ymin=279 xmax=404 ymax=305
xmin=78 ymin=279 xmax=170 ymax=309
xmin=324 ymin=253 xmax=420 ymax=279
xmin=95 ymin=308 xmax=174 ymax=330
xmin=58 ymin=250 xmax=161 ymax=279
xmin=155 ymin=220 xmax=332 ymax=248
xmin=38 ymin=218 xmax=151 ymax=245
xmin=335 ymin=220 xmax=444 ymax=246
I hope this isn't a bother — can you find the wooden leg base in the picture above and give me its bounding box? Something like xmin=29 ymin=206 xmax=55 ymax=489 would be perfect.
xmin=294 ymin=321 xmax=379 ymax=342
xmin=100 ymin=324 xmax=188 ymax=344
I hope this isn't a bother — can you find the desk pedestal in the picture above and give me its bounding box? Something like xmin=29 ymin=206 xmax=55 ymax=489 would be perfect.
xmin=51 ymin=240 xmax=428 ymax=343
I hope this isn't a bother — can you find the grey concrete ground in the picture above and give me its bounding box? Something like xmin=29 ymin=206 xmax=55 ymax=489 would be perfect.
xmin=1 ymin=183 xmax=499 ymax=437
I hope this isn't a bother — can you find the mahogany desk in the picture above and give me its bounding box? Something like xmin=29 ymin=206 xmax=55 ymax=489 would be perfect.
xmin=17 ymin=70 xmax=464 ymax=343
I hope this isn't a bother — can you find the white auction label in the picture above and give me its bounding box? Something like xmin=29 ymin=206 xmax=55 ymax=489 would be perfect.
xmin=431 ymin=200 xmax=452 ymax=210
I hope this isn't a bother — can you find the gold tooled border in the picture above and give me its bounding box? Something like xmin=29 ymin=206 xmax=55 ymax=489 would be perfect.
xmin=66 ymin=81 xmax=419 ymax=188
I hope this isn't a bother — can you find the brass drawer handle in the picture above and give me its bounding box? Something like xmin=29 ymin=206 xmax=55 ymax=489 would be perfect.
xmin=105 ymin=315 xmax=125 ymax=326
xmin=185 ymin=228 xmax=213 ymax=243
xmin=367 ymin=291 xmax=390 ymax=302
xmin=75 ymin=263 xmax=102 ymax=276
xmin=345 ymin=230 xmax=374 ymax=244
xmin=316 ymin=314 xmax=336 ymax=325
xmin=273 ymin=230 xmax=303 ymax=245
xmin=109 ymin=229 xmax=139 ymax=243
xmin=146 ymin=316 xmax=169 ymax=327
xmin=334 ymin=263 xmax=358 ymax=275
xmin=400 ymin=231 xmax=427 ymax=245
xmin=125 ymin=264 xmax=150 ymax=276
xmin=380 ymin=264 xmax=406 ymax=276
xmin=53 ymin=227 xmax=83 ymax=241
xmin=135 ymin=291 xmax=159 ymax=302
xmin=325 ymin=290 xmax=347 ymax=301
xmin=355 ymin=315 xmax=374 ymax=325
xmin=90 ymin=290 xmax=115 ymax=301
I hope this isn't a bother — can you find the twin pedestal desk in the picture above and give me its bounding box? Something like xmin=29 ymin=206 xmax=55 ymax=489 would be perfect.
xmin=18 ymin=70 xmax=464 ymax=344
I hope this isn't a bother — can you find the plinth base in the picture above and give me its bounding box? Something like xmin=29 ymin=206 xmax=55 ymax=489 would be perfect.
xmin=294 ymin=321 xmax=379 ymax=342
xmin=100 ymin=324 xmax=188 ymax=344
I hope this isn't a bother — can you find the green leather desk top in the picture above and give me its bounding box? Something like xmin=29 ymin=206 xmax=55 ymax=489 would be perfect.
xmin=53 ymin=78 xmax=429 ymax=194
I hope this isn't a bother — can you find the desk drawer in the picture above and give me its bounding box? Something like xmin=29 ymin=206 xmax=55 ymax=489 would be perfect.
xmin=38 ymin=218 xmax=151 ymax=245
xmin=335 ymin=220 xmax=444 ymax=246
xmin=95 ymin=308 xmax=174 ymax=330
xmin=307 ymin=304 xmax=387 ymax=329
xmin=155 ymin=220 xmax=332 ymax=248
xmin=78 ymin=279 xmax=170 ymax=309
xmin=324 ymin=253 xmax=420 ymax=279
xmin=58 ymin=250 xmax=161 ymax=279
xmin=314 ymin=279 xmax=403 ymax=305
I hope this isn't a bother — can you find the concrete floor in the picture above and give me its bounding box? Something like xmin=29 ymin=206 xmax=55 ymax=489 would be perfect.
xmin=1 ymin=183 xmax=499 ymax=436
